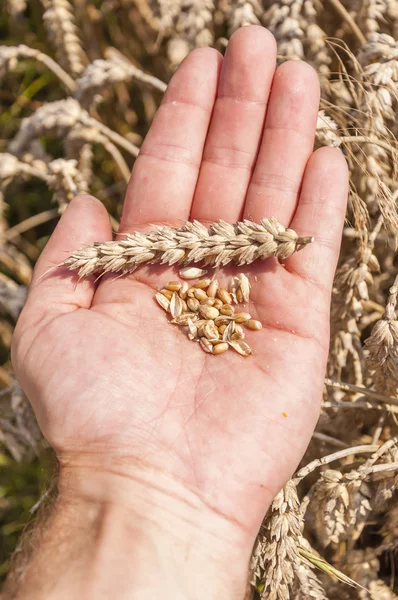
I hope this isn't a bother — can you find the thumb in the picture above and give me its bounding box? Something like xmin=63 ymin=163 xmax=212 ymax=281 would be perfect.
xmin=13 ymin=194 xmax=112 ymax=340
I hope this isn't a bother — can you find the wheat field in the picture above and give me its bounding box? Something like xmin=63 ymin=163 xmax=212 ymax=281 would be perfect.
xmin=0 ymin=0 xmax=398 ymax=598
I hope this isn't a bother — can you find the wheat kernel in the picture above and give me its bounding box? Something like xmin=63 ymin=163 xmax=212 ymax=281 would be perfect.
xmin=204 ymin=321 xmax=219 ymax=340
xmin=166 ymin=281 xmax=182 ymax=292
xmin=187 ymin=287 xmax=196 ymax=298
xmin=172 ymin=312 xmax=198 ymax=325
xmin=228 ymin=339 xmax=252 ymax=356
xmin=155 ymin=292 xmax=170 ymax=312
xmin=215 ymin=316 xmax=234 ymax=326
xmin=207 ymin=279 xmax=219 ymax=298
xmin=218 ymin=324 xmax=227 ymax=335
xmin=199 ymin=337 xmax=214 ymax=354
xmin=187 ymin=319 xmax=198 ymax=340
xmin=213 ymin=342 xmax=229 ymax=355
xmin=195 ymin=278 xmax=211 ymax=289
xmin=234 ymin=312 xmax=251 ymax=323
xmin=187 ymin=297 xmax=200 ymax=311
xmin=236 ymin=289 xmax=243 ymax=303
xmin=213 ymin=298 xmax=223 ymax=310
xmin=220 ymin=304 xmax=235 ymax=316
xmin=246 ymin=319 xmax=262 ymax=330
xmin=194 ymin=288 xmax=208 ymax=301
xmin=199 ymin=305 xmax=219 ymax=320
xmin=222 ymin=321 xmax=236 ymax=341
xmin=195 ymin=319 xmax=207 ymax=328
xmin=238 ymin=274 xmax=251 ymax=302
xmin=200 ymin=297 xmax=215 ymax=306
xmin=179 ymin=267 xmax=208 ymax=279
xmin=218 ymin=288 xmax=232 ymax=304
xmin=197 ymin=321 xmax=207 ymax=337
xmin=160 ymin=288 xmax=173 ymax=300
xmin=179 ymin=281 xmax=189 ymax=299
xmin=231 ymin=331 xmax=245 ymax=341
xmin=170 ymin=292 xmax=183 ymax=318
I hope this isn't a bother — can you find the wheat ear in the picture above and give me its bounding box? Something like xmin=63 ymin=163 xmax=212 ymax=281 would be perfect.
xmin=60 ymin=218 xmax=314 ymax=278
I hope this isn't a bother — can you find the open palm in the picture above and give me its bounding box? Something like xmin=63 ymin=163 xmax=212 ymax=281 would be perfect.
xmin=12 ymin=26 xmax=348 ymax=540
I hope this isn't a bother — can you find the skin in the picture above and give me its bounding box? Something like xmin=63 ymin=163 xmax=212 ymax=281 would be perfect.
xmin=9 ymin=26 xmax=348 ymax=600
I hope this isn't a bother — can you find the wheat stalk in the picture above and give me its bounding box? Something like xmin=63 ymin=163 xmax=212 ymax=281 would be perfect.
xmin=60 ymin=218 xmax=314 ymax=278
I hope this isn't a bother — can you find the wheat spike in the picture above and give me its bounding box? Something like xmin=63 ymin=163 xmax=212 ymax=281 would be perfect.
xmin=166 ymin=0 xmax=215 ymax=66
xmin=220 ymin=0 xmax=261 ymax=34
xmin=365 ymin=275 xmax=398 ymax=394
xmin=8 ymin=98 xmax=139 ymax=159
xmin=75 ymin=50 xmax=166 ymax=108
xmin=41 ymin=0 xmax=87 ymax=77
xmin=263 ymin=0 xmax=330 ymax=74
xmin=316 ymin=110 xmax=342 ymax=148
xmin=6 ymin=0 xmax=27 ymax=17
xmin=60 ymin=218 xmax=314 ymax=278
xmin=250 ymin=481 xmax=303 ymax=600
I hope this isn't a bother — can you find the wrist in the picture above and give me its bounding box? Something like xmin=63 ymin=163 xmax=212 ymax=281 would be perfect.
xmin=58 ymin=457 xmax=252 ymax=600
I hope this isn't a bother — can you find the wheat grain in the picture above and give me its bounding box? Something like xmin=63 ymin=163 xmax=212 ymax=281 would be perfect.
xmin=155 ymin=275 xmax=262 ymax=355
xmin=179 ymin=266 xmax=208 ymax=279
xmin=220 ymin=304 xmax=234 ymax=316
xmin=213 ymin=342 xmax=229 ymax=355
xmin=246 ymin=319 xmax=262 ymax=330
xmin=228 ymin=339 xmax=251 ymax=356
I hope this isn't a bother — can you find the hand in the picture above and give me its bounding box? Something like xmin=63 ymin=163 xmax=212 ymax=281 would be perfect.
xmin=12 ymin=25 xmax=348 ymax=598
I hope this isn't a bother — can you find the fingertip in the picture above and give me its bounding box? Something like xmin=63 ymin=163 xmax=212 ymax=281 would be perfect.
xmin=32 ymin=194 xmax=112 ymax=284
xmin=273 ymin=60 xmax=320 ymax=114
xmin=66 ymin=193 xmax=111 ymax=219
xmin=306 ymin=147 xmax=349 ymax=203
xmin=56 ymin=194 xmax=112 ymax=240
xmin=276 ymin=59 xmax=320 ymax=86
xmin=287 ymin=146 xmax=349 ymax=289
xmin=229 ymin=25 xmax=277 ymax=55
xmin=310 ymin=146 xmax=349 ymax=175
xmin=163 ymin=47 xmax=223 ymax=110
